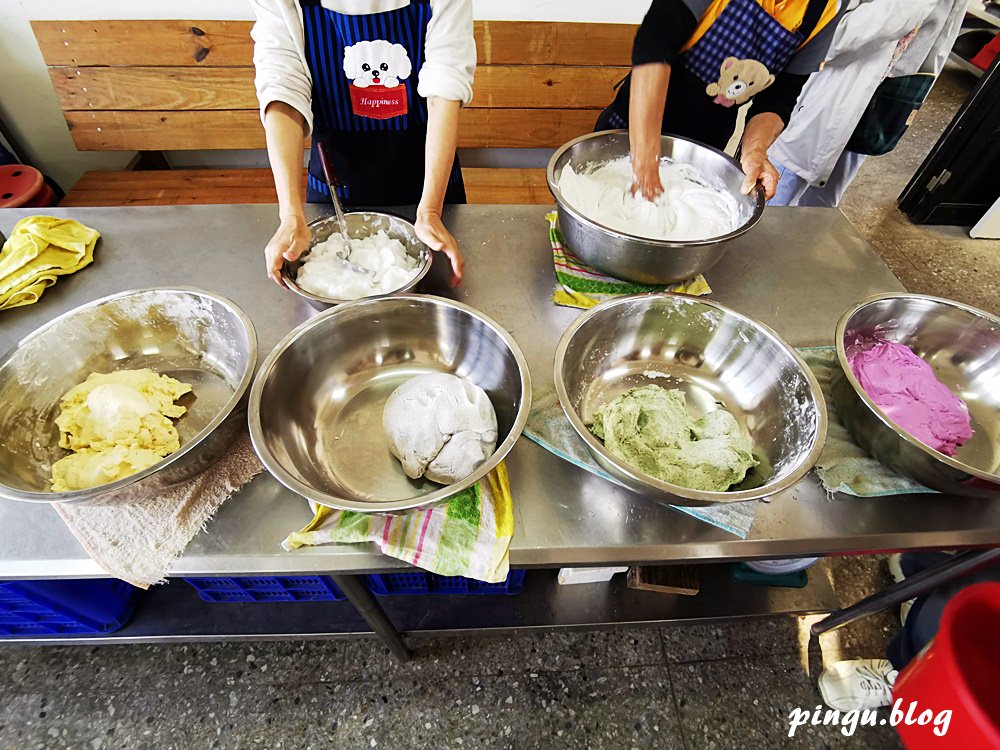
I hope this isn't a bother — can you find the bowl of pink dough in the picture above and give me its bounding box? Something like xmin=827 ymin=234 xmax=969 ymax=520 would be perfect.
xmin=832 ymin=294 xmax=1000 ymax=498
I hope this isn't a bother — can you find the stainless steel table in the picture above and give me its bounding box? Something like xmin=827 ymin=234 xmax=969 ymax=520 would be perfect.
xmin=1 ymin=205 xmax=997 ymax=645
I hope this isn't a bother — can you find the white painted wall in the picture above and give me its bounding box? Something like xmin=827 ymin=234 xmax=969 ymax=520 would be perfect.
xmin=0 ymin=0 xmax=649 ymax=192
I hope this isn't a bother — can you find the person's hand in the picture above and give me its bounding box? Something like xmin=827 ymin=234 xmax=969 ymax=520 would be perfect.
xmin=264 ymin=213 xmax=310 ymax=287
xmin=415 ymin=209 xmax=464 ymax=287
xmin=631 ymin=155 xmax=664 ymax=202
xmin=740 ymin=147 xmax=780 ymax=201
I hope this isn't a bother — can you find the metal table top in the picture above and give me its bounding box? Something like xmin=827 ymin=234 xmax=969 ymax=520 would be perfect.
xmin=1 ymin=204 xmax=998 ymax=579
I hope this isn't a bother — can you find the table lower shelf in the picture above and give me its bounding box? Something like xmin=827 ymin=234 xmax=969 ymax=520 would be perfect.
xmin=0 ymin=565 xmax=839 ymax=647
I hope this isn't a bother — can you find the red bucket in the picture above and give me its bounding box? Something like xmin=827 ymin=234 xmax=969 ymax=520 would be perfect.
xmin=893 ymin=582 xmax=1000 ymax=748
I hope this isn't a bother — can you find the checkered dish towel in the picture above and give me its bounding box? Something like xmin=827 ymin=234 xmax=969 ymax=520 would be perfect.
xmin=283 ymin=464 xmax=514 ymax=584
xmin=547 ymin=212 xmax=712 ymax=309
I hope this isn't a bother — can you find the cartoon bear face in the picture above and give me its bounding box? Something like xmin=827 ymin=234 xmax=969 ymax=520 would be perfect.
xmin=343 ymin=40 xmax=412 ymax=89
xmin=705 ymin=57 xmax=775 ymax=107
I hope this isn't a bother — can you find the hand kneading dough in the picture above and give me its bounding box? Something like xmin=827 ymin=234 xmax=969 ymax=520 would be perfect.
xmin=51 ymin=369 xmax=192 ymax=492
xmin=383 ymin=373 xmax=498 ymax=484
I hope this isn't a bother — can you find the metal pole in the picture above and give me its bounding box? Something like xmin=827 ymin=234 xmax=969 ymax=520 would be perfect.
xmin=812 ymin=548 xmax=1000 ymax=636
xmin=330 ymin=574 xmax=411 ymax=661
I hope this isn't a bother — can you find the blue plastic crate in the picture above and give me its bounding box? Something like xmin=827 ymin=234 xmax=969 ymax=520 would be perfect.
xmin=366 ymin=570 xmax=526 ymax=596
xmin=182 ymin=576 xmax=346 ymax=603
xmin=0 ymin=579 xmax=137 ymax=637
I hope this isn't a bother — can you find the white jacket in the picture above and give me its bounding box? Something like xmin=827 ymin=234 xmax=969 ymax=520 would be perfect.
xmin=769 ymin=0 xmax=965 ymax=186
xmin=250 ymin=0 xmax=475 ymax=136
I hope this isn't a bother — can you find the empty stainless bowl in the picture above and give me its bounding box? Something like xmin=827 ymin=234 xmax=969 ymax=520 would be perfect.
xmin=546 ymin=130 xmax=764 ymax=285
xmin=833 ymin=294 xmax=1000 ymax=498
xmin=282 ymin=212 xmax=432 ymax=310
xmin=554 ymin=294 xmax=827 ymax=505
xmin=0 ymin=288 xmax=257 ymax=504
xmin=249 ymin=295 xmax=531 ymax=512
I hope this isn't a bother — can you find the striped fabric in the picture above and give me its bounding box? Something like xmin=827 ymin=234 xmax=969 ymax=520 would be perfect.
xmin=683 ymin=0 xmax=804 ymax=85
xmin=282 ymin=464 xmax=514 ymax=583
xmin=547 ymin=212 xmax=711 ymax=309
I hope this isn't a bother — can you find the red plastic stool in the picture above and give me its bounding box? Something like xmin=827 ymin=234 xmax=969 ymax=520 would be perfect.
xmin=892 ymin=582 xmax=1000 ymax=748
xmin=0 ymin=164 xmax=56 ymax=208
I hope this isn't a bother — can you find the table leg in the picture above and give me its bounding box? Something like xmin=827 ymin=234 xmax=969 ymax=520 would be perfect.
xmin=811 ymin=548 xmax=1000 ymax=636
xmin=331 ymin=574 xmax=411 ymax=661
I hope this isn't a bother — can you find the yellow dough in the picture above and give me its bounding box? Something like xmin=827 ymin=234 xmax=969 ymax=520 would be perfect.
xmin=51 ymin=369 xmax=193 ymax=492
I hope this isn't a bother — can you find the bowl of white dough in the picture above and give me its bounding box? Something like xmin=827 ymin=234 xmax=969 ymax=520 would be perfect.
xmin=282 ymin=212 xmax=432 ymax=310
xmin=248 ymin=295 xmax=531 ymax=512
xmin=547 ymin=130 xmax=765 ymax=284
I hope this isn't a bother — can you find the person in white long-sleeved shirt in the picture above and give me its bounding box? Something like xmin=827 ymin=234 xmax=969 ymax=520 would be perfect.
xmin=768 ymin=0 xmax=965 ymax=207
xmin=250 ymin=0 xmax=475 ymax=286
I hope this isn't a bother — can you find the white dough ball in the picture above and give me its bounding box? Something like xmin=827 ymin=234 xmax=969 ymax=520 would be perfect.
xmin=383 ymin=373 xmax=498 ymax=485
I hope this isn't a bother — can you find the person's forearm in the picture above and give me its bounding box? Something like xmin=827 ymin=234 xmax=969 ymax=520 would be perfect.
xmin=418 ymin=96 xmax=460 ymax=218
xmin=628 ymin=63 xmax=671 ymax=167
xmin=742 ymin=112 xmax=785 ymax=157
xmin=263 ymin=101 xmax=307 ymax=219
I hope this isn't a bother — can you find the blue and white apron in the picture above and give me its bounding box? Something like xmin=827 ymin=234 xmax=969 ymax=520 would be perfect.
xmin=300 ymin=0 xmax=465 ymax=206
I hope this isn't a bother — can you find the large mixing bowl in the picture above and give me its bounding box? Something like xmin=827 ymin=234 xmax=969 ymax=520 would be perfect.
xmin=0 ymin=288 xmax=257 ymax=505
xmin=282 ymin=212 xmax=432 ymax=310
xmin=833 ymin=294 xmax=1000 ymax=498
xmin=249 ymin=295 xmax=531 ymax=512
xmin=554 ymin=294 xmax=827 ymax=505
xmin=547 ymin=130 xmax=764 ymax=284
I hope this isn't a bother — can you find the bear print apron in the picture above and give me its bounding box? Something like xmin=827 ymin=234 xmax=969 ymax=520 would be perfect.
xmin=300 ymin=0 xmax=466 ymax=206
xmin=600 ymin=0 xmax=829 ymax=150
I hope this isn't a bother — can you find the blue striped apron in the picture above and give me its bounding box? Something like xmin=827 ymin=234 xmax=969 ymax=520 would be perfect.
xmin=300 ymin=0 xmax=465 ymax=206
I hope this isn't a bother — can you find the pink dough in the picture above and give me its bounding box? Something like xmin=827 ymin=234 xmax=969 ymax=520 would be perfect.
xmin=849 ymin=341 xmax=973 ymax=456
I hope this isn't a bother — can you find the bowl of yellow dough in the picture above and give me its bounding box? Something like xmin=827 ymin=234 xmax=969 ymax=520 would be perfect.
xmin=0 ymin=288 xmax=256 ymax=504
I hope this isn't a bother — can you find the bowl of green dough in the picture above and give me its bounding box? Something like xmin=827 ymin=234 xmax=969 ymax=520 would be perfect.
xmin=554 ymin=294 xmax=827 ymax=505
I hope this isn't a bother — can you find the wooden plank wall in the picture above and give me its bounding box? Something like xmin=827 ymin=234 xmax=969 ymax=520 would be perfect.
xmin=33 ymin=19 xmax=635 ymax=152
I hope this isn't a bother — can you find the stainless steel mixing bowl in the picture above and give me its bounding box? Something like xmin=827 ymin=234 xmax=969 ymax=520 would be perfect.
xmin=0 ymin=288 xmax=257 ymax=505
xmin=546 ymin=130 xmax=764 ymax=284
xmin=282 ymin=212 xmax=432 ymax=310
xmin=249 ymin=295 xmax=531 ymax=512
xmin=554 ymin=294 xmax=827 ymax=505
xmin=833 ymin=294 xmax=1000 ymax=498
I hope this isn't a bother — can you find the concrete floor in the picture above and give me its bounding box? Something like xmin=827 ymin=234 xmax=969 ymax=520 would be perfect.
xmin=1 ymin=66 xmax=994 ymax=750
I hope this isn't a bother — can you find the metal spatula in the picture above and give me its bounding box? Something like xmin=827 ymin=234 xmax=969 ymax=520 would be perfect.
xmin=316 ymin=142 xmax=369 ymax=276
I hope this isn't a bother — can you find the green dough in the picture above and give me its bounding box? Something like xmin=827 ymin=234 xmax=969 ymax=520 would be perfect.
xmin=591 ymin=385 xmax=757 ymax=492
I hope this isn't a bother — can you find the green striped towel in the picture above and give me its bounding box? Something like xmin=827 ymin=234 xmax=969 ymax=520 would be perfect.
xmin=547 ymin=212 xmax=712 ymax=309
xmin=282 ymin=464 xmax=515 ymax=583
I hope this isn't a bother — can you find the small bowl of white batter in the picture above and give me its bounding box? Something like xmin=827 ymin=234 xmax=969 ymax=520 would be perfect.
xmin=282 ymin=212 xmax=432 ymax=310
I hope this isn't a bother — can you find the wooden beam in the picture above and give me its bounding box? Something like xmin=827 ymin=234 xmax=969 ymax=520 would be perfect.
xmin=33 ymin=19 xmax=636 ymax=68
xmin=64 ymin=108 xmax=599 ymax=151
xmin=49 ymin=65 xmax=625 ymax=112
xmin=475 ymin=20 xmax=636 ymax=66
xmin=60 ymin=167 xmax=552 ymax=206
xmin=48 ymin=66 xmax=255 ymax=111
xmin=31 ymin=20 xmax=253 ymax=67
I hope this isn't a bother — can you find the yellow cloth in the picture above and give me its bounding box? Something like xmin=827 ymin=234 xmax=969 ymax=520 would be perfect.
xmin=0 ymin=216 xmax=100 ymax=310
xmin=682 ymin=0 xmax=840 ymax=52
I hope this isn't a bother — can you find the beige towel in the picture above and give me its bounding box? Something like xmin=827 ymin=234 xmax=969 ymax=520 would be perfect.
xmin=55 ymin=431 xmax=264 ymax=589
